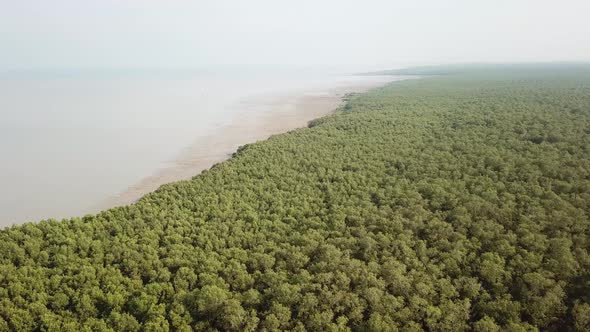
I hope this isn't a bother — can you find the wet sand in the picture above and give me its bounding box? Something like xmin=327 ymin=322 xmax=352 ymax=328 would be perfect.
xmin=95 ymin=77 xmax=400 ymax=211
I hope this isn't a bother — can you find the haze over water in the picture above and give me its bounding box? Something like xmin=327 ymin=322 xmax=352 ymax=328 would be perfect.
xmin=0 ymin=68 xmax=390 ymax=225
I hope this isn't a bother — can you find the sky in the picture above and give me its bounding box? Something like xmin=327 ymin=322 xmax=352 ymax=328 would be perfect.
xmin=1 ymin=0 xmax=589 ymax=70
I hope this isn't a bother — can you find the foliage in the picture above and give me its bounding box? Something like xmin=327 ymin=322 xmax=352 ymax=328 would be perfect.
xmin=1 ymin=65 xmax=590 ymax=331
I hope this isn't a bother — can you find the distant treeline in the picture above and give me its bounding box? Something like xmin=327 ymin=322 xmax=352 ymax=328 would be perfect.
xmin=366 ymin=62 xmax=590 ymax=76
xmin=1 ymin=65 xmax=590 ymax=331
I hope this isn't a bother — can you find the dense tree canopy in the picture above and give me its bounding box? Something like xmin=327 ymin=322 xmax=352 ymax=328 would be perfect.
xmin=1 ymin=65 xmax=590 ymax=331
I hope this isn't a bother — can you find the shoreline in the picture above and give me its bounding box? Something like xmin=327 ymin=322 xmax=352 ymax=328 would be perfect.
xmin=92 ymin=76 xmax=403 ymax=212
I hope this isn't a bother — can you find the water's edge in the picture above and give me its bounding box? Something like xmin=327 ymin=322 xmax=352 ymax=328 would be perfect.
xmin=1 ymin=75 xmax=412 ymax=228
xmin=92 ymin=77 xmax=408 ymax=214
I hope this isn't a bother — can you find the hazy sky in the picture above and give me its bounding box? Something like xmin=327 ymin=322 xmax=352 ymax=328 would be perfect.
xmin=1 ymin=0 xmax=589 ymax=70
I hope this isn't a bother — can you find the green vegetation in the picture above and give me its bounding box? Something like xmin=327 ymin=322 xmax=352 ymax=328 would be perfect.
xmin=1 ymin=65 xmax=590 ymax=331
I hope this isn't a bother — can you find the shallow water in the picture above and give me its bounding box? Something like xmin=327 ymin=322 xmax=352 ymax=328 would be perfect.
xmin=0 ymin=68 xmax=394 ymax=226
